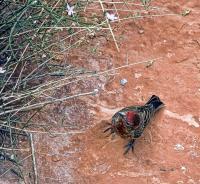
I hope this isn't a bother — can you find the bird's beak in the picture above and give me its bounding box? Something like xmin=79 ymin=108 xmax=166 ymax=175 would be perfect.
xmin=118 ymin=112 xmax=126 ymax=117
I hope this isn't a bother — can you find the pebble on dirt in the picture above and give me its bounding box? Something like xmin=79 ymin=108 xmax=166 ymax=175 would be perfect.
xmin=174 ymin=144 xmax=184 ymax=151
xmin=120 ymin=78 xmax=128 ymax=86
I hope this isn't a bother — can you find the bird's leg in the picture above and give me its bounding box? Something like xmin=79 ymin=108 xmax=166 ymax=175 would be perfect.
xmin=124 ymin=139 xmax=135 ymax=155
xmin=111 ymin=132 xmax=116 ymax=140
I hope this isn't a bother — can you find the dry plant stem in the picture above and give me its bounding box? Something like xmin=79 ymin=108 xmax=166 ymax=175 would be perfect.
xmin=117 ymin=13 xmax=179 ymax=22
xmin=81 ymin=1 xmax=147 ymax=7
xmin=0 ymin=147 xmax=29 ymax=151
xmin=22 ymin=34 xmax=87 ymax=82
xmin=1 ymin=57 xmax=162 ymax=108
xmin=0 ymin=124 xmax=84 ymax=135
xmin=8 ymin=121 xmax=14 ymax=156
xmin=0 ymin=3 xmax=30 ymax=94
xmin=9 ymin=93 xmax=40 ymax=119
xmin=0 ymin=21 xmax=108 ymax=40
xmin=0 ymin=61 xmax=19 ymax=94
xmin=98 ymin=0 xmax=120 ymax=51
xmin=0 ymin=154 xmax=32 ymax=178
xmin=44 ymin=0 xmax=62 ymax=35
xmin=6 ymin=74 xmax=85 ymax=111
xmin=5 ymin=56 xmax=161 ymax=110
xmin=13 ymin=44 xmax=29 ymax=91
xmin=0 ymin=91 xmax=96 ymax=116
xmin=4 ymin=56 xmax=160 ymax=109
xmin=4 ymin=1 xmax=66 ymax=86
xmin=1 ymin=74 xmax=76 ymax=108
xmin=18 ymin=17 xmax=107 ymax=69
xmin=80 ymin=57 xmax=163 ymax=78
xmin=30 ymin=134 xmax=38 ymax=184
xmin=20 ymin=29 xmax=83 ymax=64
xmin=113 ymin=3 xmax=120 ymax=22
xmin=85 ymin=7 xmax=159 ymax=12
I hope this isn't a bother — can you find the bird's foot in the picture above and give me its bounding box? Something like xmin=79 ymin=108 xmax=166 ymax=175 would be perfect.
xmin=124 ymin=139 xmax=135 ymax=155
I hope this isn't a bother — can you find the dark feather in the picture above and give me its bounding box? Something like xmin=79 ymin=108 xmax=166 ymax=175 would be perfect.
xmin=146 ymin=95 xmax=164 ymax=111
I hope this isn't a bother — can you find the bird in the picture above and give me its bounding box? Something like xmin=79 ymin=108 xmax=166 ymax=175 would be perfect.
xmin=104 ymin=95 xmax=164 ymax=154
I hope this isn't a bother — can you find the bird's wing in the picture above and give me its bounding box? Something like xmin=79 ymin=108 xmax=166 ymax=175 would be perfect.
xmin=130 ymin=105 xmax=154 ymax=138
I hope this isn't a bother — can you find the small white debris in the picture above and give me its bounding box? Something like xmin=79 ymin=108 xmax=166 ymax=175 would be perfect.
xmin=180 ymin=166 xmax=186 ymax=174
xmin=0 ymin=67 xmax=6 ymax=74
xmin=138 ymin=29 xmax=144 ymax=34
xmin=32 ymin=34 xmax=37 ymax=39
xmin=120 ymin=79 xmax=128 ymax=86
xmin=93 ymin=88 xmax=99 ymax=95
xmin=7 ymin=56 xmax=11 ymax=62
xmin=176 ymin=181 xmax=184 ymax=184
xmin=42 ymin=54 xmax=47 ymax=58
xmin=167 ymin=52 xmax=174 ymax=58
xmin=10 ymin=154 xmax=15 ymax=160
xmin=134 ymin=73 xmax=142 ymax=79
xmin=174 ymin=144 xmax=184 ymax=151
xmin=151 ymin=177 xmax=160 ymax=183
xmin=66 ymin=3 xmax=75 ymax=16
xmin=31 ymin=0 xmax=37 ymax=5
xmin=105 ymin=12 xmax=118 ymax=22
xmin=0 ymin=155 xmax=4 ymax=160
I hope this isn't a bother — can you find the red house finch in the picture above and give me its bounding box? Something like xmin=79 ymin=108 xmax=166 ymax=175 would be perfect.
xmin=105 ymin=95 xmax=164 ymax=154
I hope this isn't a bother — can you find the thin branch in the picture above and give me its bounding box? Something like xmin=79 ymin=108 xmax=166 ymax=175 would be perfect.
xmin=80 ymin=0 xmax=147 ymax=6
xmin=1 ymin=57 xmax=162 ymax=111
xmin=0 ymin=147 xmax=29 ymax=151
xmin=113 ymin=3 xmax=121 ymax=23
xmin=30 ymin=134 xmax=38 ymax=184
xmin=0 ymin=124 xmax=84 ymax=135
xmin=0 ymin=90 xmax=96 ymax=116
xmin=117 ymin=13 xmax=179 ymax=22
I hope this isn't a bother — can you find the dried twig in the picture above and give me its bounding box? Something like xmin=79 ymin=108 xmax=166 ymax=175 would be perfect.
xmin=0 ymin=124 xmax=84 ymax=135
xmin=30 ymin=134 xmax=38 ymax=184
xmin=0 ymin=91 xmax=96 ymax=116
xmin=118 ymin=13 xmax=179 ymax=22
xmin=0 ymin=147 xmax=29 ymax=151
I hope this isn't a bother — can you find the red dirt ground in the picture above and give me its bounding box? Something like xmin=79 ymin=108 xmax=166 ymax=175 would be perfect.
xmin=2 ymin=0 xmax=200 ymax=183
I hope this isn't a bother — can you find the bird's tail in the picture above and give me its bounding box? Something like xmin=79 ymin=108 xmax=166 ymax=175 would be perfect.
xmin=146 ymin=95 xmax=164 ymax=111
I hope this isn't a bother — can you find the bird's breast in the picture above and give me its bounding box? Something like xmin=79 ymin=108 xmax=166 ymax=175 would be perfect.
xmin=114 ymin=123 xmax=131 ymax=138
